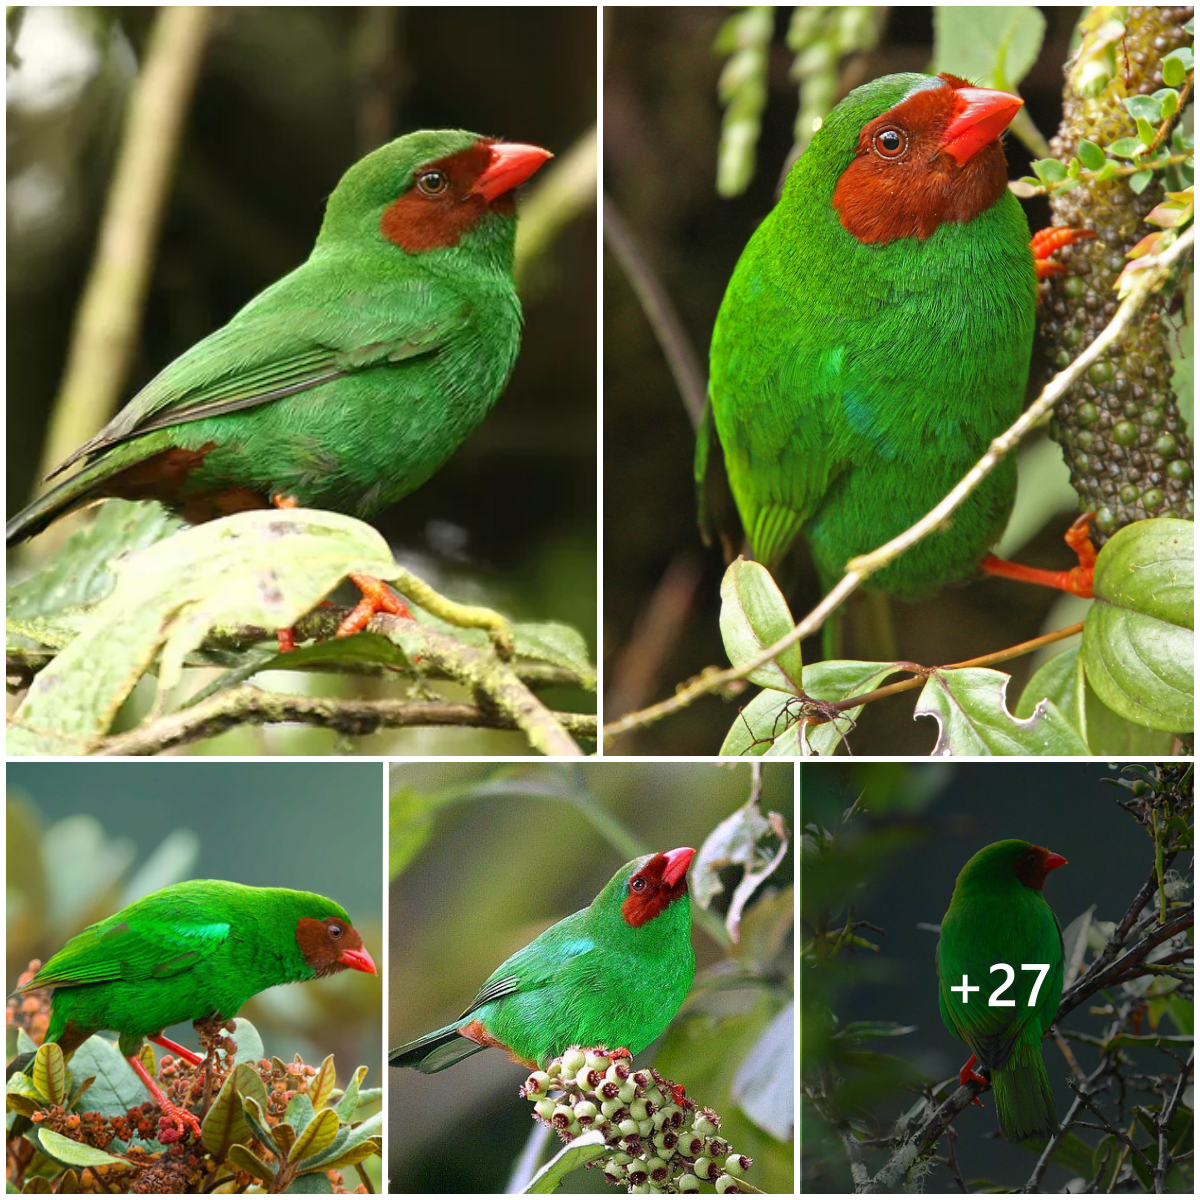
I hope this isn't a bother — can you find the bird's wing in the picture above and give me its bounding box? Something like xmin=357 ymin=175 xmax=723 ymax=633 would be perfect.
xmin=24 ymin=910 xmax=232 ymax=989
xmin=49 ymin=257 xmax=470 ymax=478
xmin=460 ymin=926 xmax=597 ymax=1019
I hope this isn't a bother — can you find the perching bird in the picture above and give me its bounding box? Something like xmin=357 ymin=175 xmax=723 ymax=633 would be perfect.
xmin=8 ymin=880 xmax=377 ymax=1141
xmin=698 ymin=72 xmax=1094 ymax=601
xmin=6 ymin=129 xmax=551 ymax=639
xmin=937 ymin=840 xmax=1066 ymax=1142
xmin=390 ymin=848 xmax=695 ymax=1072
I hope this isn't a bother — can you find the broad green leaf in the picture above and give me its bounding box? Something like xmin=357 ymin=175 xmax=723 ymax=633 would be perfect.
xmin=784 ymin=659 xmax=903 ymax=757
xmin=311 ymin=1137 xmax=381 ymax=1173
xmin=308 ymin=1056 xmax=337 ymax=1111
xmin=32 ymin=1043 xmax=67 ymax=1107
xmin=37 ymin=1127 xmax=126 ymax=1168
xmin=720 ymin=688 xmax=798 ymax=757
xmin=1163 ymin=50 xmax=1188 ymax=87
xmin=285 ymin=1090 xmax=315 ymax=1134
xmin=933 ymin=5 xmax=1046 ymax=89
xmin=289 ymin=1106 xmax=339 ymax=1163
xmin=915 ymin=667 xmax=1090 ymax=755
xmin=242 ymin=1095 xmax=280 ymax=1153
xmin=1082 ymin=518 xmax=1193 ymax=731
xmin=719 ymin=558 xmax=802 ymax=693
xmin=6 ymin=1072 xmax=43 ymax=1117
xmin=1016 ymin=645 xmax=1085 ymax=736
xmin=731 ymin=1001 xmax=794 ymax=1141
xmin=520 ymin=1130 xmax=608 ymax=1193
xmin=334 ymin=1066 xmax=369 ymax=1122
xmin=512 ymin=622 xmax=596 ymax=689
xmin=1085 ymin=681 xmax=1176 ymax=753
xmin=1034 ymin=157 xmax=1067 ymax=183
xmin=285 ymin=1170 xmax=334 ymax=1193
xmin=1107 ymin=137 xmax=1146 ymax=159
xmin=7 ymin=508 xmax=399 ymax=756
xmin=65 ymin=1036 xmax=147 ymax=1123
xmin=1128 ymin=168 xmax=1154 ymax=194
xmin=1077 ymin=138 xmax=1107 ymax=170
xmin=301 ymin=1111 xmax=383 ymax=1171
xmin=6 ymin=500 xmax=182 ymax=622
xmin=229 ymin=1018 xmax=266 ymax=1069
xmin=1124 ymin=93 xmax=1163 ymax=124
xmin=201 ymin=1062 xmax=257 ymax=1160
xmin=228 ymin=1143 xmax=276 ymax=1183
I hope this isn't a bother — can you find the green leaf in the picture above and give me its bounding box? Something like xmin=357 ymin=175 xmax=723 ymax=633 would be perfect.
xmin=36 ymin=1127 xmax=126 ymax=1168
xmin=512 ymin=622 xmax=596 ymax=689
xmin=915 ymin=667 xmax=1090 ymax=755
xmin=309 ymin=1137 xmax=381 ymax=1173
xmin=1124 ymin=93 xmax=1163 ymax=124
xmin=933 ymin=5 xmax=1046 ymax=90
xmin=229 ymin=1018 xmax=265 ymax=1069
xmin=520 ymin=1130 xmax=608 ymax=1193
xmin=308 ymin=1056 xmax=337 ymax=1111
xmin=1081 ymin=518 xmax=1193 ymax=731
xmin=334 ymin=1066 xmax=368 ymax=1122
xmin=1135 ymin=117 xmax=1158 ymax=148
xmin=285 ymin=1170 xmax=334 ymax=1193
xmin=1016 ymin=645 xmax=1085 ymax=736
xmin=719 ymin=558 xmax=802 ymax=693
xmin=201 ymin=1062 xmax=257 ymax=1160
xmin=788 ymin=659 xmax=903 ymax=756
xmin=65 ymin=1036 xmax=147 ymax=1122
xmin=1107 ymin=137 xmax=1145 ymax=159
xmin=5 ymin=500 xmax=182 ymax=622
xmin=32 ymin=1044 xmax=66 ymax=1107
xmin=242 ymin=1095 xmax=280 ymax=1154
xmin=285 ymin=1091 xmax=315 ymax=1134
xmin=1093 ymin=158 xmax=1120 ymax=181
xmin=300 ymin=1112 xmax=382 ymax=1171
xmin=720 ymin=688 xmax=797 ymax=757
xmin=228 ymin=1143 xmax=276 ymax=1183
xmin=7 ymin=509 xmax=400 ymax=756
xmin=1162 ymin=51 xmax=1187 ymax=88
xmin=1034 ymin=157 xmax=1067 ymax=183
xmin=1156 ymin=88 xmax=1180 ymax=121
xmin=1077 ymin=138 xmax=1107 ymax=170
xmin=289 ymin=1107 xmax=339 ymax=1163
xmin=1129 ymin=168 xmax=1155 ymax=194
xmin=832 ymin=1021 xmax=918 ymax=1040
xmin=6 ymin=1072 xmax=43 ymax=1117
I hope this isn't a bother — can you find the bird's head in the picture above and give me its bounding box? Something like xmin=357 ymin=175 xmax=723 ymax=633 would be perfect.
xmin=318 ymin=128 xmax=551 ymax=258
xmin=617 ymin=847 xmax=695 ymax=928
xmin=1009 ymin=842 xmax=1069 ymax=891
xmin=958 ymin=838 xmax=1068 ymax=895
xmin=295 ymin=911 xmax=378 ymax=978
xmin=814 ymin=72 xmax=1022 ymax=244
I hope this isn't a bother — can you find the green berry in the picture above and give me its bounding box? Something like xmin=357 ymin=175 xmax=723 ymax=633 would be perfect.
xmin=524 ymin=1071 xmax=551 ymax=1099
xmin=601 ymin=1098 xmax=624 ymax=1119
xmin=574 ymin=1100 xmax=598 ymax=1124
xmin=1142 ymin=488 xmax=1164 ymax=509
xmin=677 ymin=1175 xmax=701 ymax=1194
xmin=585 ymin=1050 xmax=611 ymax=1072
xmin=716 ymin=1173 xmax=742 ymax=1193
xmin=605 ymin=1061 xmax=631 ymax=1083
xmin=534 ymin=1098 xmax=557 ymax=1121
xmin=629 ymin=1099 xmax=650 ymax=1121
xmin=1111 ymin=420 xmax=1138 ymax=446
xmin=1154 ymin=433 xmax=1178 ymax=457
xmin=627 ymin=1161 xmax=649 ymax=1187
xmin=618 ymin=1083 xmax=636 ymax=1104
xmin=619 ymin=1118 xmax=640 ymax=1138
xmin=645 ymin=1155 xmax=668 ymax=1183
xmin=679 ymin=1133 xmax=703 ymax=1157
xmin=561 ymin=1049 xmax=586 ymax=1075
xmin=694 ymin=1156 xmax=714 ymax=1181
xmin=1167 ymin=459 xmax=1192 ymax=481
xmin=1076 ymin=401 xmax=1099 ymax=426
xmin=725 ymin=1153 xmax=752 ymax=1176
xmin=575 ymin=1066 xmax=600 ymax=1089
xmin=551 ymin=1104 xmax=573 ymax=1129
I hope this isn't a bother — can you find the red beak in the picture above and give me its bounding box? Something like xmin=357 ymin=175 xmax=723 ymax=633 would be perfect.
xmin=662 ymin=846 xmax=696 ymax=888
xmin=340 ymin=946 xmax=377 ymax=976
xmin=1042 ymin=851 xmax=1068 ymax=872
xmin=941 ymin=86 xmax=1023 ymax=165
xmin=472 ymin=141 xmax=552 ymax=203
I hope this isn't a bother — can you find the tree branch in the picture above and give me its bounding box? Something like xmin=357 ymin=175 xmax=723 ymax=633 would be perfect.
xmin=35 ymin=7 xmax=215 ymax=496
xmin=603 ymin=222 xmax=1196 ymax=742
xmin=1155 ymin=1049 xmax=1194 ymax=1192
xmin=94 ymin=686 xmax=596 ymax=756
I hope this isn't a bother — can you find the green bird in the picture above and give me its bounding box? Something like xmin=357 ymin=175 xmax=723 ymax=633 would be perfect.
xmin=390 ymin=848 xmax=695 ymax=1072
xmin=8 ymin=880 xmax=377 ymax=1141
xmin=7 ymin=130 xmax=551 ymax=638
xmin=937 ymin=839 xmax=1066 ymax=1142
xmin=698 ymin=72 xmax=1094 ymax=602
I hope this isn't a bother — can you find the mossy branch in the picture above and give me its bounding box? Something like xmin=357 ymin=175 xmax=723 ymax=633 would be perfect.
xmin=603 ymin=223 xmax=1196 ymax=742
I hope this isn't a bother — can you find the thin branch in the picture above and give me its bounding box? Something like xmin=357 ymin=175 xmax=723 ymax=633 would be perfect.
xmin=1154 ymin=1049 xmax=1193 ymax=1192
xmin=603 ymin=223 xmax=1196 ymax=741
xmin=603 ymin=194 xmax=708 ymax=431
xmin=36 ymin=7 xmax=215 ymax=492
xmin=94 ymin=687 xmax=595 ymax=756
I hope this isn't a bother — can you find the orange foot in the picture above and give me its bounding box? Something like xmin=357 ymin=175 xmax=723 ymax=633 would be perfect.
xmin=981 ymin=512 xmax=1096 ymax=598
xmin=336 ymin=573 xmax=414 ymax=637
xmin=126 ymin=1053 xmax=202 ymax=1143
xmin=958 ymin=1054 xmax=987 ymax=1108
xmin=1032 ymin=225 xmax=1098 ymax=280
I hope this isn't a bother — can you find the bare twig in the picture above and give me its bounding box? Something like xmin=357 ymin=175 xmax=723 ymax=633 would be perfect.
xmin=94 ymin=687 xmax=596 ymax=756
xmin=603 ymin=223 xmax=1196 ymax=741
xmin=1154 ymin=1049 xmax=1193 ymax=1192
xmin=603 ymin=194 xmax=708 ymax=431
xmin=36 ymin=7 xmax=215 ymax=493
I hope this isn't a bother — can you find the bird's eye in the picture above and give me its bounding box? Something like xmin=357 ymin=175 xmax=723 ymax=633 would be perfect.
xmin=873 ymin=128 xmax=907 ymax=159
xmin=328 ymin=923 xmax=344 ymax=938
xmin=630 ymin=877 xmax=647 ymax=893
xmin=416 ymin=170 xmax=450 ymax=197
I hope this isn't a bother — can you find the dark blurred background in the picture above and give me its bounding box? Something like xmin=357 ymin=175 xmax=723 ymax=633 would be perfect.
xmin=7 ymin=7 xmax=596 ymax=754
xmin=5 ymin=761 xmax=384 ymax=1150
xmin=387 ymin=761 xmax=795 ymax=1193
xmin=603 ymin=6 xmax=1116 ymax=755
xmin=800 ymin=761 xmax=1190 ymax=1192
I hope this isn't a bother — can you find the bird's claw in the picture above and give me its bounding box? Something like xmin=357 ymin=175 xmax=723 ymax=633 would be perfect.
xmin=156 ymin=1100 xmax=202 ymax=1143
xmin=1032 ymin=225 xmax=1097 ymax=280
xmin=336 ymin=573 xmax=414 ymax=638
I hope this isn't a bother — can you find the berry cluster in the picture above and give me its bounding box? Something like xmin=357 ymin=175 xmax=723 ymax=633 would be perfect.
xmin=522 ymin=1047 xmax=752 ymax=1194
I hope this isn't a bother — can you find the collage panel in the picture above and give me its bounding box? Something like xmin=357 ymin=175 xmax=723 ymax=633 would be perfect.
xmin=6 ymin=761 xmax=384 ymax=1192
xmin=604 ymin=5 xmax=1192 ymax=759
xmin=387 ymin=761 xmax=794 ymax=1193
xmin=7 ymin=5 xmax=597 ymax=759
xmin=800 ymin=760 xmax=1193 ymax=1193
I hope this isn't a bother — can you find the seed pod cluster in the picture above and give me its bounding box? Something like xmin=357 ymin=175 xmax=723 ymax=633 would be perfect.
xmin=1041 ymin=6 xmax=1194 ymax=544
xmin=522 ymin=1047 xmax=753 ymax=1194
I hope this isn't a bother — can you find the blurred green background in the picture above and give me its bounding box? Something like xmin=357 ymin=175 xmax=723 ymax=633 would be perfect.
xmin=6 ymin=762 xmax=383 ymax=1097
xmin=602 ymin=6 xmax=1191 ymax=755
xmin=7 ymin=6 xmax=596 ymax=756
xmin=387 ymin=761 xmax=795 ymax=1193
xmin=800 ymin=761 xmax=1193 ymax=1192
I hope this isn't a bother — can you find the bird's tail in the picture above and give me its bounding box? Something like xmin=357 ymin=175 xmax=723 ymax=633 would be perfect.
xmin=992 ymin=1039 xmax=1057 ymax=1142
xmin=388 ymin=1021 xmax=486 ymax=1074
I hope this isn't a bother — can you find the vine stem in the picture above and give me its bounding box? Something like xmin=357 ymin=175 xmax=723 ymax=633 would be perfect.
xmin=603 ymin=222 xmax=1196 ymax=742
